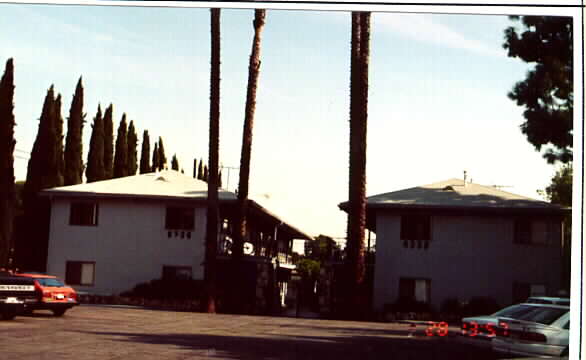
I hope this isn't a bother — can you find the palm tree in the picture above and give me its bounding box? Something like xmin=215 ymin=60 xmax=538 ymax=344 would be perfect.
xmin=203 ymin=7 xmax=221 ymax=314
xmin=233 ymin=9 xmax=266 ymax=260
xmin=345 ymin=11 xmax=370 ymax=318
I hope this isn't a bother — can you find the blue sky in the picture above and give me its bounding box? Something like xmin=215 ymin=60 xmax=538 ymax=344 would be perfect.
xmin=0 ymin=2 xmax=576 ymax=239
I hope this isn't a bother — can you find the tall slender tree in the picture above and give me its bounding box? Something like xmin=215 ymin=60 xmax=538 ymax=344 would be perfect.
xmin=127 ymin=120 xmax=138 ymax=176
xmin=193 ymin=158 xmax=198 ymax=178
xmin=139 ymin=130 xmax=151 ymax=174
xmin=152 ymin=142 xmax=159 ymax=172
xmin=0 ymin=58 xmax=16 ymax=268
xmin=233 ymin=9 xmax=267 ymax=260
xmin=203 ymin=7 xmax=221 ymax=313
xmin=63 ymin=77 xmax=85 ymax=186
xmin=19 ymin=85 xmax=65 ymax=271
xmin=86 ymin=105 xmax=105 ymax=183
xmin=103 ymin=104 xmax=114 ymax=179
xmin=171 ymin=154 xmax=179 ymax=171
xmin=345 ymin=11 xmax=370 ymax=318
xmin=157 ymin=137 xmax=167 ymax=171
xmin=204 ymin=165 xmax=209 ymax=182
xmin=197 ymin=159 xmax=204 ymax=180
xmin=113 ymin=114 xmax=128 ymax=178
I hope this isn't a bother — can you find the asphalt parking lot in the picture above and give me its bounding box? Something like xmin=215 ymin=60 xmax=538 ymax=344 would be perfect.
xmin=0 ymin=305 xmax=535 ymax=359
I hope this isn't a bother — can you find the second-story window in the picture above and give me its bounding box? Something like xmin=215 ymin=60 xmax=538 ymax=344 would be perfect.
xmin=165 ymin=207 xmax=195 ymax=230
xmin=401 ymin=215 xmax=431 ymax=241
xmin=69 ymin=202 xmax=99 ymax=226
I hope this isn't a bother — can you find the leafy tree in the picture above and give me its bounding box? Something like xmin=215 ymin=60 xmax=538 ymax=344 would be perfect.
xmin=113 ymin=114 xmax=128 ymax=178
xmin=345 ymin=11 xmax=371 ymax=319
xmin=139 ymin=130 xmax=151 ymax=174
xmin=86 ymin=105 xmax=105 ymax=183
xmin=171 ymin=154 xmax=179 ymax=171
xmin=152 ymin=142 xmax=159 ymax=172
xmin=543 ymin=163 xmax=572 ymax=206
xmin=234 ymin=9 xmax=266 ymax=260
xmin=0 ymin=58 xmax=16 ymax=267
xmin=203 ymin=7 xmax=221 ymax=314
xmin=64 ymin=77 xmax=85 ymax=186
xmin=306 ymin=235 xmax=341 ymax=262
xmin=127 ymin=120 xmax=138 ymax=176
xmin=157 ymin=137 xmax=167 ymax=171
xmin=103 ymin=104 xmax=114 ymax=179
xmin=503 ymin=16 xmax=573 ymax=164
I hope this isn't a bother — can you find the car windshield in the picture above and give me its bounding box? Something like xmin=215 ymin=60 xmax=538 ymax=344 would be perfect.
xmin=515 ymin=307 xmax=569 ymax=325
xmin=36 ymin=278 xmax=65 ymax=287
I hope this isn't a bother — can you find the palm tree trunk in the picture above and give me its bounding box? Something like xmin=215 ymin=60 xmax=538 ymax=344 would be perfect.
xmin=346 ymin=11 xmax=370 ymax=318
xmin=234 ymin=9 xmax=266 ymax=260
xmin=203 ymin=7 xmax=221 ymax=314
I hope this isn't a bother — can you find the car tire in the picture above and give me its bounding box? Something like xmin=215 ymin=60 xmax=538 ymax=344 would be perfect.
xmin=52 ymin=309 xmax=67 ymax=317
xmin=560 ymin=346 xmax=569 ymax=357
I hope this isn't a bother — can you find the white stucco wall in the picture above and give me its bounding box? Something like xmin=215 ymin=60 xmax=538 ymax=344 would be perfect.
xmin=373 ymin=213 xmax=563 ymax=311
xmin=46 ymin=198 xmax=206 ymax=295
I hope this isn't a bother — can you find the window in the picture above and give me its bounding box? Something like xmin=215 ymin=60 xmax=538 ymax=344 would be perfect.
xmin=69 ymin=202 xmax=98 ymax=226
xmin=162 ymin=266 xmax=192 ymax=280
xmin=400 ymin=215 xmax=431 ymax=241
xmin=514 ymin=218 xmax=560 ymax=245
xmin=399 ymin=278 xmax=431 ymax=303
xmin=165 ymin=207 xmax=195 ymax=230
xmin=65 ymin=261 xmax=95 ymax=286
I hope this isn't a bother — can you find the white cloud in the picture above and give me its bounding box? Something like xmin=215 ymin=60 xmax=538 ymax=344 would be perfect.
xmin=374 ymin=13 xmax=504 ymax=58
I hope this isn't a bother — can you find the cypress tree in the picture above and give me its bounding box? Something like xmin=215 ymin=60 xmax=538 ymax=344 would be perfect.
xmin=193 ymin=158 xmax=197 ymax=178
xmin=171 ymin=154 xmax=179 ymax=171
xmin=86 ymin=105 xmax=105 ymax=183
xmin=53 ymin=93 xmax=65 ymax=187
xmin=63 ymin=77 xmax=85 ymax=186
xmin=218 ymin=169 xmax=223 ymax=188
xmin=19 ymin=85 xmax=65 ymax=271
xmin=127 ymin=120 xmax=138 ymax=176
xmin=139 ymin=130 xmax=150 ymax=174
xmin=152 ymin=142 xmax=159 ymax=172
xmin=0 ymin=58 xmax=16 ymax=267
xmin=113 ymin=114 xmax=128 ymax=178
xmin=203 ymin=164 xmax=209 ymax=182
xmin=103 ymin=104 xmax=114 ymax=179
xmin=197 ymin=158 xmax=204 ymax=180
xmin=157 ymin=137 xmax=167 ymax=171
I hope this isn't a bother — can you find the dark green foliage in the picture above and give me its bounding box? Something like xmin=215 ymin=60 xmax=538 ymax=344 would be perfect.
xmin=203 ymin=164 xmax=209 ymax=182
xmin=152 ymin=142 xmax=159 ymax=172
xmin=113 ymin=114 xmax=128 ymax=178
xmin=306 ymin=234 xmax=341 ymax=262
xmin=63 ymin=77 xmax=85 ymax=186
xmin=297 ymin=259 xmax=320 ymax=281
xmin=86 ymin=105 xmax=105 ymax=183
xmin=193 ymin=158 xmax=197 ymax=178
xmin=197 ymin=159 xmax=204 ymax=180
xmin=0 ymin=58 xmax=16 ymax=267
xmin=157 ymin=137 xmax=166 ymax=171
xmin=503 ymin=16 xmax=573 ymax=164
xmin=544 ymin=163 xmax=572 ymax=206
xmin=171 ymin=154 xmax=179 ymax=171
xmin=19 ymin=85 xmax=65 ymax=271
xmin=139 ymin=130 xmax=150 ymax=174
xmin=103 ymin=104 xmax=114 ymax=178
xmin=126 ymin=120 xmax=138 ymax=176
xmin=218 ymin=169 xmax=222 ymax=188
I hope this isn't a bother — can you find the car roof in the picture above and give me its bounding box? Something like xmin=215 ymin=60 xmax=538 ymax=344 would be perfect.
xmin=526 ymin=296 xmax=570 ymax=305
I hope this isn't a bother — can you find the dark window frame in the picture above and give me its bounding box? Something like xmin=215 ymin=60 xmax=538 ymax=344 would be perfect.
xmin=398 ymin=277 xmax=431 ymax=304
xmin=65 ymin=261 xmax=95 ymax=286
xmin=165 ymin=206 xmax=195 ymax=230
xmin=514 ymin=217 xmax=561 ymax=246
xmin=69 ymin=202 xmax=99 ymax=226
xmin=400 ymin=215 xmax=431 ymax=241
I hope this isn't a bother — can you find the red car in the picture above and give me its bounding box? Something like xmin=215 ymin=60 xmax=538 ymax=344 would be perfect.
xmin=15 ymin=273 xmax=78 ymax=316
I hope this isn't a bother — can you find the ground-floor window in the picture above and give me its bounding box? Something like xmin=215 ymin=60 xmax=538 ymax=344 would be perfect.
xmin=399 ymin=277 xmax=431 ymax=303
xmin=162 ymin=266 xmax=192 ymax=280
xmin=65 ymin=261 xmax=95 ymax=286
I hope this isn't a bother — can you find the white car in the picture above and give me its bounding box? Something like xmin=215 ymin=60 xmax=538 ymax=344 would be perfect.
xmin=492 ymin=304 xmax=570 ymax=358
xmin=457 ymin=298 xmax=569 ymax=348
